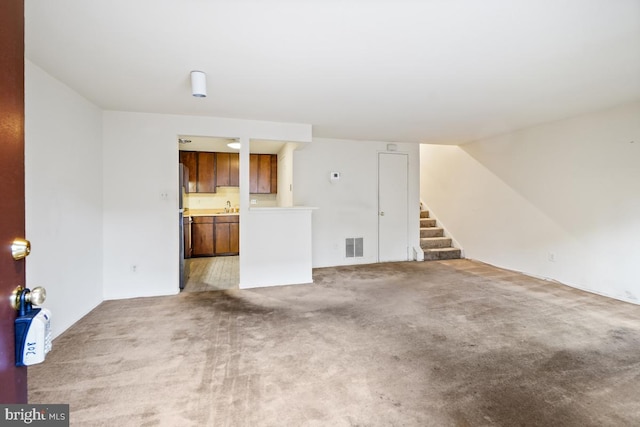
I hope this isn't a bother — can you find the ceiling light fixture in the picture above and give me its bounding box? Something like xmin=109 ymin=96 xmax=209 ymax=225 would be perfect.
xmin=227 ymin=142 xmax=241 ymax=150
xmin=190 ymin=70 xmax=207 ymax=97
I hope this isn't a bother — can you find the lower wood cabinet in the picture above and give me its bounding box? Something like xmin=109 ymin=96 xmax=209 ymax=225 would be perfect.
xmin=191 ymin=216 xmax=215 ymax=256
xmin=214 ymin=216 xmax=240 ymax=255
xmin=191 ymin=215 xmax=239 ymax=257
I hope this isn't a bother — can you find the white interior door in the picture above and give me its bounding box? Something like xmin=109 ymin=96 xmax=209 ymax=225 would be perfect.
xmin=378 ymin=153 xmax=408 ymax=262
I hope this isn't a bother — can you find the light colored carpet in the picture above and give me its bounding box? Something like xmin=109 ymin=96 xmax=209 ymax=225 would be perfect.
xmin=29 ymin=260 xmax=640 ymax=426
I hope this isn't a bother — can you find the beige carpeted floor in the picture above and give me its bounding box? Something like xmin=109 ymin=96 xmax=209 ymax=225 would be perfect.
xmin=29 ymin=260 xmax=640 ymax=426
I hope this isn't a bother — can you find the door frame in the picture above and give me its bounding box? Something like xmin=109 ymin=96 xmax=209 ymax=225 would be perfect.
xmin=377 ymin=152 xmax=409 ymax=262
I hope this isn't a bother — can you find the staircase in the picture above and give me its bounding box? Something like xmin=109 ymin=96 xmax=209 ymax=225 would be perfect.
xmin=420 ymin=210 xmax=461 ymax=261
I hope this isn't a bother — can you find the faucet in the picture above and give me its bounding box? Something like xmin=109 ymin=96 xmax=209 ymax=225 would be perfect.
xmin=225 ymin=200 xmax=231 ymax=213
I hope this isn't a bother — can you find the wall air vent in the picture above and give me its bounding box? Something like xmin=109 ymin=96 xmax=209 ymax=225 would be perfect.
xmin=346 ymin=238 xmax=364 ymax=258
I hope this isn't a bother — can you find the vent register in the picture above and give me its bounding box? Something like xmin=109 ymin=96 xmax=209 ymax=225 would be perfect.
xmin=345 ymin=238 xmax=363 ymax=258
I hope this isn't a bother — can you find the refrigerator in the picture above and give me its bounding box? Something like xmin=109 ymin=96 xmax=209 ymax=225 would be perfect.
xmin=179 ymin=164 xmax=188 ymax=289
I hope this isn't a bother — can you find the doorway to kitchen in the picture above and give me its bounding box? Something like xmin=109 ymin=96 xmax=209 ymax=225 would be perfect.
xmin=178 ymin=135 xmax=287 ymax=292
xmin=178 ymin=135 xmax=242 ymax=293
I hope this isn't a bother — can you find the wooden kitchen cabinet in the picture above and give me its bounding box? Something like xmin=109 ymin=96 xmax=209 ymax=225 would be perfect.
xmin=179 ymin=151 xmax=217 ymax=193
xmin=249 ymin=154 xmax=258 ymax=193
xmin=180 ymin=150 xmax=275 ymax=193
xmin=191 ymin=216 xmax=215 ymax=256
xmin=191 ymin=215 xmax=239 ymax=257
xmin=216 ymin=152 xmax=239 ymax=187
xmin=270 ymin=154 xmax=277 ymax=193
xmin=257 ymin=154 xmax=271 ymax=193
xmin=249 ymin=154 xmax=277 ymax=194
xmin=196 ymin=152 xmax=216 ymax=193
xmin=214 ymin=215 xmax=240 ymax=255
xmin=179 ymin=151 xmax=197 ymax=193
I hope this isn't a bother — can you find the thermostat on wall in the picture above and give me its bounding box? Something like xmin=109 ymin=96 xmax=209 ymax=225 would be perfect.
xmin=330 ymin=171 xmax=340 ymax=182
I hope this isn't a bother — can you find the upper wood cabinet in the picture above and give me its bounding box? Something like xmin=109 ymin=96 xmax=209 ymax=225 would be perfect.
xmin=180 ymin=151 xmax=216 ymax=193
xmin=179 ymin=151 xmax=197 ymax=193
xmin=180 ymin=151 xmax=276 ymax=194
xmin=250 ymin=154 xmax=277 ymax=194
xmin=216 ymin=152 xmax=239 ymax=187
xmin=270 ymin=155 xmax=277 ymax=194
xmin=196 ymin=152 xmax=216 ymax=193
xmin=249 ymin=154 xmax=258 ymax=193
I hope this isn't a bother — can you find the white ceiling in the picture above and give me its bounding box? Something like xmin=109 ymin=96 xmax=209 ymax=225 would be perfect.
xmin=25 ymin=0 xmax=640 ymax=144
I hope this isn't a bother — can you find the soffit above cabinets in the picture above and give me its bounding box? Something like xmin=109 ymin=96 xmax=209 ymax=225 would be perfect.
xmin=178 ymin=135 xmax=286 ymax=155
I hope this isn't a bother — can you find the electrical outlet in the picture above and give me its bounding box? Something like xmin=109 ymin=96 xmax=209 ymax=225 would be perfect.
xmin=548 ymin=252 xmax=556 ymax=262
xmin=131 ymin=265 xmax=138 ymax=273
xmin=250 ymin=199 xmax=257 ymax=205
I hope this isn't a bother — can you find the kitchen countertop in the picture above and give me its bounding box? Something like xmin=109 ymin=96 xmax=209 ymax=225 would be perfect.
xmin=185 ymin=209 xmax=239 ymax=217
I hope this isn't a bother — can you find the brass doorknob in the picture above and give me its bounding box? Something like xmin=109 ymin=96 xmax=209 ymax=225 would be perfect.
xmin=9 ymin=286 xmax=47 ymax=311
xmin=11 ymin=238 xmax=31 ymax=260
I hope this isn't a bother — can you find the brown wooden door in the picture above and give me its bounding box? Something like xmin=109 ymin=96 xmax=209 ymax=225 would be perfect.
xmin=196 ymin=152 xmax=216 ymax=193
xmin=0 ymin=0 xmax=28 ymax=403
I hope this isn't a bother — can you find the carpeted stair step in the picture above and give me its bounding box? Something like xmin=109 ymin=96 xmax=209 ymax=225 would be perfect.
xmin=420 ymin=237 xmax=452 ymax=249
xmin=420 ymin=227 xmax=444 ymax=238
xmin=423 ymin=247 xmax=462 ymax=261
xmin=420 ymin=218 xmax=436 ymax=227
xmin=419 ymin=209 xmax=461 ymax=261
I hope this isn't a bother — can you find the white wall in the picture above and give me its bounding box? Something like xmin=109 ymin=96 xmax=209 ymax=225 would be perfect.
xmin=276 ymin=142 xmax=297 ymax=207
xmin=294 ymin=138 xmax=421 ymax=268
xmin=25 ymin=61 xmax=104 ymax=338
xmin=240 ymin=207 xmax=315 ymax=288
xmin=421 ymin=101 xmax=640 ymax=303
xmin=102 ymin=111 xmax=311 ymax=298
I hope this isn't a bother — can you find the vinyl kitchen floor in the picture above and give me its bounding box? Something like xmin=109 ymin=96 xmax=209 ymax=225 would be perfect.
xmin=183 ymin=256 xmax=239 ymax=292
